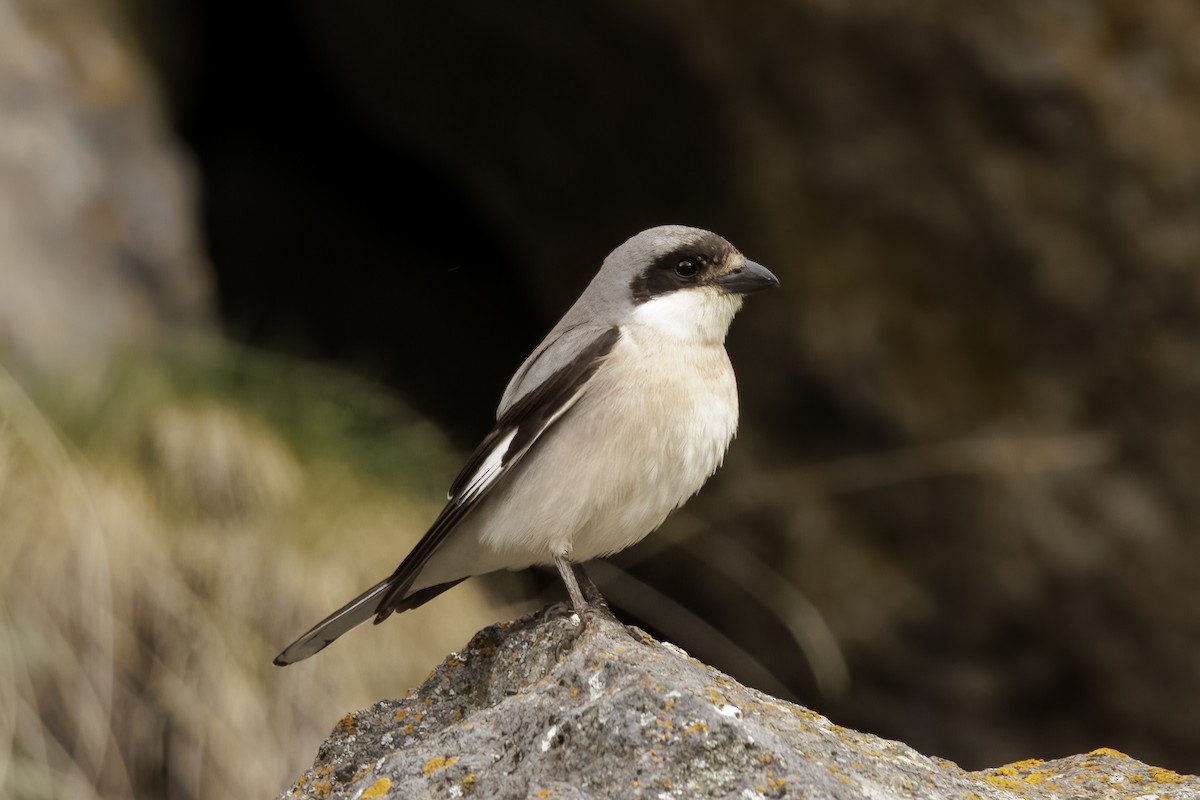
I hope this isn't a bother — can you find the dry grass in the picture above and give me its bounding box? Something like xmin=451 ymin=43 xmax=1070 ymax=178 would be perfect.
xmin=0 ymin=343 xmax=522 ymax=800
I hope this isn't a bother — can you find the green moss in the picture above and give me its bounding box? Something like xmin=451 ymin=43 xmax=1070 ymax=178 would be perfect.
xmin=32 ymin=337 xmax=460 ymax=496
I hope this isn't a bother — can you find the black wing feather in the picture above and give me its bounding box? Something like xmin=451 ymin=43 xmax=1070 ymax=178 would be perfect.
xmin=372 ymin=325 xmax=620 ymax=619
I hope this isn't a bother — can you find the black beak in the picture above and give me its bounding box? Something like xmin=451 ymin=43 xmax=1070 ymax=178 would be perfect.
xmin=715 ymin=259 xmax=779 ymax=295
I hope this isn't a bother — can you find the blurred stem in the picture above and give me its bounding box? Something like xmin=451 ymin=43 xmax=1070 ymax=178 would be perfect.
xmin=770 ymin=431 xmax=1115 ymax=502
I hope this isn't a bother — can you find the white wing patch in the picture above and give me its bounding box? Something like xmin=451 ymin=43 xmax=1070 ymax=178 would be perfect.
xmin=451 ymin=386 xmax=589 ymax=499
xmin=451 ymin=429 xmax=517 ymax=502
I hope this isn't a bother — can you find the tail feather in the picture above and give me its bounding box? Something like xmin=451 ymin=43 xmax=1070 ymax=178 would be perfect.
xmin=274 ymin=578 xmax=392 ymax=665
xmin=273 ymin=577 xmax=468 ymax=666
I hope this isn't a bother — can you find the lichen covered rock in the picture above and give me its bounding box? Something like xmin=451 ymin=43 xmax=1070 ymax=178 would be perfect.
xmin=282 ymin=606 xmax=1199 ymax=799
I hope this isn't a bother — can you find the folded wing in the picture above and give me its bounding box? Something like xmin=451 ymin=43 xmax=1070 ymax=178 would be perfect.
xmin=272 ymin=326 xmax=620 ymax=665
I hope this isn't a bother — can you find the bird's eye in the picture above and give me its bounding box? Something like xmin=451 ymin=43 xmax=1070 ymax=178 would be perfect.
xmin=674 ymin=260 xmax=698 ymax=278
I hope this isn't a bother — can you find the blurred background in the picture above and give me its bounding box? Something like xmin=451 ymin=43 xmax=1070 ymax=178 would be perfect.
xmin=2 ymin=0 xmax=1199 ymax=797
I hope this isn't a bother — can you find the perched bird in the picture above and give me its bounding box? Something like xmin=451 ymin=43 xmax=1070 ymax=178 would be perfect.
xmin=274 ymin=225 xmax=777 ymax=665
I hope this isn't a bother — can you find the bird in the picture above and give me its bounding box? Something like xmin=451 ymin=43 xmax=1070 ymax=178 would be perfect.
xmin=273 ymin=225 xmax=778 ymax=665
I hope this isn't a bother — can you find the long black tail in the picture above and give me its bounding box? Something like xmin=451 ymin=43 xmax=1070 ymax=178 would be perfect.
xmin=273 ymin=577 xmax=465 ymax=666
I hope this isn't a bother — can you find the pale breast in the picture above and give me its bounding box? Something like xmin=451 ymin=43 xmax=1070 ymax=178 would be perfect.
xmin=476 ymin=328 xmax=739 ymax=563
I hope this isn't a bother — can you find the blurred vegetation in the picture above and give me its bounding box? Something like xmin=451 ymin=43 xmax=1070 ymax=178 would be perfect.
xmin=0 ymin=340 xmax=523 ymax=800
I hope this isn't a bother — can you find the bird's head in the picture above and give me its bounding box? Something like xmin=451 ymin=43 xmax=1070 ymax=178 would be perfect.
xmin=609 ymin=225 xmax=779 ymax=343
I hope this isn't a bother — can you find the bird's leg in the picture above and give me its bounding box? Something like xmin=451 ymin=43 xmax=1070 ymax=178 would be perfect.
xmin=571 ymin=562 xmax=611 ymax=611
xmin=554 ymin=553 xmax=589 ymax=618
xmin=574 ymin=562 xmax=641 ymax=642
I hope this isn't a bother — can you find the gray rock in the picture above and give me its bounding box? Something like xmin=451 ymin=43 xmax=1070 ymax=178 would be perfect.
xmin=281 ymin=605 xmax=1199 ymax=799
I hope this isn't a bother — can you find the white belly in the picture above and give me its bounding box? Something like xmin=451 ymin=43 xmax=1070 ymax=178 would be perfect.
xmin=484 ymin=327 xmax=739 ymax=558
xmin=413 ymin=329 xmax=739 ymax=589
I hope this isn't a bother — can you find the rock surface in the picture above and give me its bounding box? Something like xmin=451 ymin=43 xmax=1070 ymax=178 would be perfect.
xmin=281 ymin=606 xmax=1198 ymax=799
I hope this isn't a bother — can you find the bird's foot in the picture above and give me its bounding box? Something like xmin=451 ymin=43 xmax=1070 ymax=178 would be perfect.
xmin=552 ymin=556 xmax=647 ymax=649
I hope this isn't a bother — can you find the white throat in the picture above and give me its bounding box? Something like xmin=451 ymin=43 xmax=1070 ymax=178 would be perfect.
xmin=629 ymin=288 xmax=743 ymax=344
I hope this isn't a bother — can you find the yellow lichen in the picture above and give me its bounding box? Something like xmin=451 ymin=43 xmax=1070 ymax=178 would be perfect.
xmin=787 ymin=705 xmax=822 ymax=722
xmin=1023 ymin=770 xmax=1051 ymax=785
xmin=423 ymin=755 xmax=459 ymax=776
xmin=568 ymin=687 xmax=580 ymax=698
xmin=393 ymin=709 xmax=408 ymax=721
xmin=334 ymin=714 xmax=355 ymax=733
xmin=534 ymin=789 xmax=556 ymax=798
xmin=1089 ymin=747 xmax=1130 ymax=759
xmin=361 ymin=777 xmax=391 ymax=798
xmin=759 ymin=752 xmax=773 ymax=765
xmin=982 ymin=774 xmax=1023 ymax=791
xmin=684 ymin=721 xmax=708 ymax=736
xmin=987 ymin=760 xmax=1053 ymax=786
xmin=1149 ymin=766 xmax=1186 ymax=784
